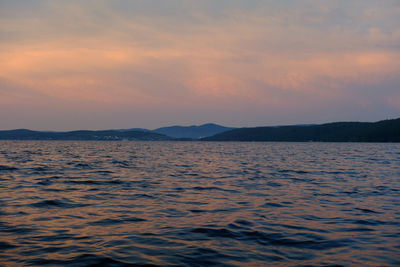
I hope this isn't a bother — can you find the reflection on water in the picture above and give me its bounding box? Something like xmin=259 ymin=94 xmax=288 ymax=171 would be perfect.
xmin=0 ymin=141 xmax=399 ymax=266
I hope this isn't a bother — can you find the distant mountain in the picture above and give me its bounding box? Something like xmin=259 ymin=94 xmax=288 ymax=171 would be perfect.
xmin=153 ymin=123 xmax=234 ymax=139
xmin=116 ymin=128 xmax=151 ymax=132
xmin=202 ymin=118 xmax=400 ymax=142
xmin=0 ymin=123 xmax=234 ymax=140
xmin=0 ymin=129 xmax=172 ymax=141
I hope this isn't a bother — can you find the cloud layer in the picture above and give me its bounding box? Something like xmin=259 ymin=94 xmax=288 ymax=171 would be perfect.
xmin=1 ymin=0 xmax=399 ymax=130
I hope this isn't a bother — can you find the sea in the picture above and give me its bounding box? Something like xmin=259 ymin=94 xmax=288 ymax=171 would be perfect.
xmin=0 ymin=141 xmax=399 ymax=266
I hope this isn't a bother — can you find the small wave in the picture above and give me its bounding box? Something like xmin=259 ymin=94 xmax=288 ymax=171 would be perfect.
xmin=129 ymin=193 xmax=156 ymax=199
xmin=185 ymin=201 xmax=208 ymax=205
xmin=32 ymin=216 xmax=63 ymax=222
xmin=241 ymin=230 xmax=352 ymax=250
xmin=266 ymin=182 xmax=282 ymax=187
xmin=0 ymin=222 xmax=37 ymax=235
xmin=189 ymin=209 xmax=207 ymax=213
xmin=174 ymin=187 xmax=186 ymax=192
xmin=267 ymin=237 xmax=351 ymax=250
xmin=354 ymin=207 xmax=381 ymax=214
xmin=161 ymin=208 xmax=187 ymax=217
xmin=111 ymin=160 xmax=131 ymax=168
xmin=0 ymin=241 xmax=18 ymax=250
xmin=343 ymin=219 xmax=395 ymax=226
xmin=189 ymin=227 xmax=351 ymax=251
xmin=30 ymin=166 xmax=50 ymax=173
xmin=0 ymin=165 xmax=18 ymax=171
xmin=27 ymin=253 xmax=158 ymax=267
xmin=128 ymin=235 xmax=183 ymax=247
xmin=89 ymin=217 xmax=147 ymax=226
xmin=65 ymin=179 xmax=102 ymax=185
xmin=74 ymin=162 xmax=92 ymax=169
xmin=30 ymin=233 xmax=83 ymax=242
xmin=65 ymin=179 xmax=125 ymax=186
xmin=276 ymin=223 xmax=330 ymax=233
xmin=189 ymin=207 xmax=241 ymax=214
xmin=235 ymin=219 xmax=253 ymax=226
xmin=30 ymin=199 xmax=89 ymax=209
xmin=261 ymin=202 xmax=285 ymax=208
xmin=191 ymin=186 xmax=238 ymax=193
xmin=175 ymin=247 xmax=247 ymax=266
xmin=278 ymin=169 xmax=309 ymax=174
xmin=342 ymin=227 xmax=375 ymax=232
xmin=36 ymin=179 xmax=53 ymax=186
xmin=191 ymin=227 xmax=238 ymax=238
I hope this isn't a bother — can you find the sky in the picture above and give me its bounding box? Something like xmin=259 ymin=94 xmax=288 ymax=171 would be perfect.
xmin=1 ymin=0 xmax=399 ymax=130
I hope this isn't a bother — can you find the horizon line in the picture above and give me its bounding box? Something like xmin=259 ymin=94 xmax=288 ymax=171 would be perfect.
xmin=1 ymin=117 xmax=398 ymax=132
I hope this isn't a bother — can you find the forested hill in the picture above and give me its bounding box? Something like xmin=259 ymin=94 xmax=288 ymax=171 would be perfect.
xmin=153 ymin=123 xmax=234 ymax=139
xmin=202 ymin=118 xmax=400 ymax=142
xmin=0 ymin=129 xmax=172 ymax=141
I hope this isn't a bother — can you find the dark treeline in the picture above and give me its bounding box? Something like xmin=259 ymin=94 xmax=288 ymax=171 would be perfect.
xmin=202 ymin=118 xmax=400 ymax=142
xmin=0 ymin=129 xmax=171 ymax=141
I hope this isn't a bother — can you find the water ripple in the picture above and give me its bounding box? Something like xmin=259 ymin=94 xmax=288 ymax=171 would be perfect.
xmin=0 ymin=141 xmax=399 ymax=266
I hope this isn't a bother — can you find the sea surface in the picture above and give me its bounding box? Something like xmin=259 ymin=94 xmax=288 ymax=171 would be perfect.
xmin=0 ymin=141 xmax=399 ymax=266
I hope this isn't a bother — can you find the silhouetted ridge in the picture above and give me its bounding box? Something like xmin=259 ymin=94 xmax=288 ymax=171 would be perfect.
xmin=202 ymin=118 xmax=400 ymax=142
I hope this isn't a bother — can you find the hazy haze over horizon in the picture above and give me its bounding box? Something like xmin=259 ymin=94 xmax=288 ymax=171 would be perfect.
xmin=1 ymin=0 xmax=399 ymax=130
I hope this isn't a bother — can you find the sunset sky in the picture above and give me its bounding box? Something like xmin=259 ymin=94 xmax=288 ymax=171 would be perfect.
xmin=1 ymin=0 xmax=399 ymax=130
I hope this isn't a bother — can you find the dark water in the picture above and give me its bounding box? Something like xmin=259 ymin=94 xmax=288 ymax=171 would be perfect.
xmin=0 ymin=141 xmax=399 ymax=266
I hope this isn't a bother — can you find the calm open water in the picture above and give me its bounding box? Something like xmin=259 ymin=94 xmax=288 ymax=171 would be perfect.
xmin=0 ymin=141 xmax=399 ymax=266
